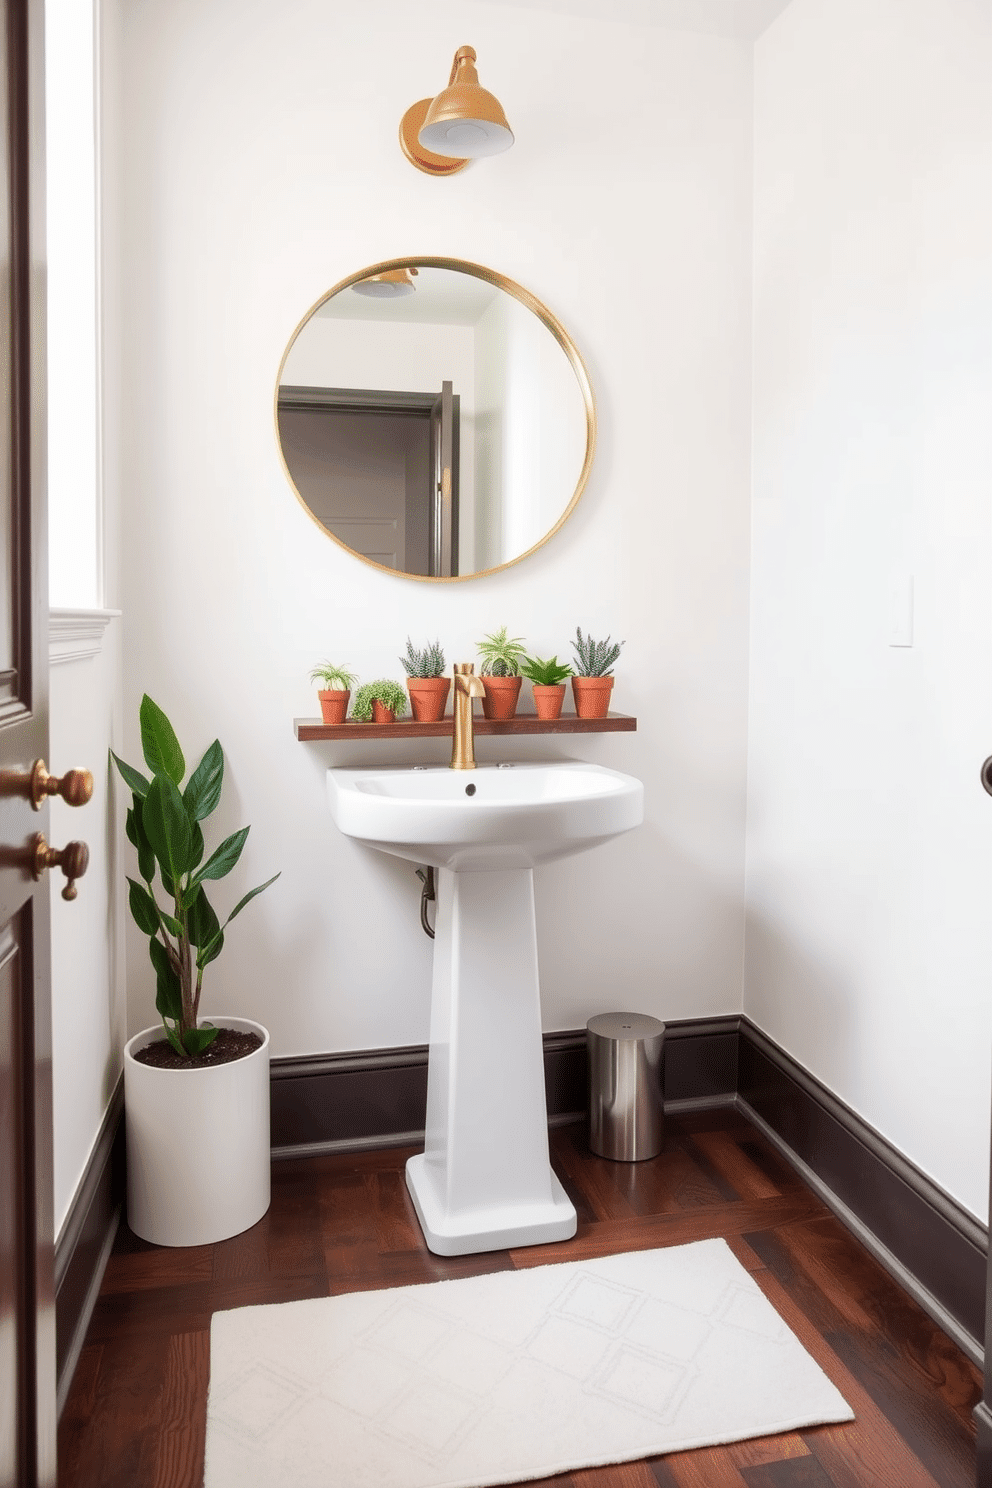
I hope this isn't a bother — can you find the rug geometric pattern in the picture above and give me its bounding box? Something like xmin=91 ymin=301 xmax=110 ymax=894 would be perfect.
xmin=205 ymin=1238 xmax=853 ymax=1488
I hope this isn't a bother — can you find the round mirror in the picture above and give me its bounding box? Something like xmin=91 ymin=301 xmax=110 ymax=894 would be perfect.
xmin=275 ymin=258 xmax=595 ymax=581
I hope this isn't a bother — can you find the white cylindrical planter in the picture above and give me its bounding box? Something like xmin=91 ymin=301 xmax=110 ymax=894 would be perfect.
xmin=124 ymin=1016 xmax=270 ymax=1247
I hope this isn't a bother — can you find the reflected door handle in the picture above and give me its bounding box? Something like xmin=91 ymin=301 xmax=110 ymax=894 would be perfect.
xmin=982 ymin=757 xmax=992 ymax=798
xmin=31 ymin=835 xmax=89 ymax=900
xmin=0 ymin=759 xmax=94 ymax=809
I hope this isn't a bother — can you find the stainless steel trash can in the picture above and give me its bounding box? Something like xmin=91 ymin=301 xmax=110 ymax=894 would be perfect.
xmin=587 ymin=1012 xmax=665 ymax=1161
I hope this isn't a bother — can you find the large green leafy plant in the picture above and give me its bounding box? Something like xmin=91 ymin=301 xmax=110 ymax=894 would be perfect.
xmin=113 ymin=696 xmax=280 ymax=1059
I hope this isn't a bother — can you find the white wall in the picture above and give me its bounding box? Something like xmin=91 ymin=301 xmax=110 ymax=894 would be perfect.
xmin=748 ymin=0 xmax=992 ymax=1218
xmin=49 ymin=633 xmax=125 ymax=1233
xmin=45 ymin=0 xmax=100 ymax=608
xmin=47 ymin=0 xmax=127 ymax=1235
xmin=112 ymin=0 xmax=754 ymax=1058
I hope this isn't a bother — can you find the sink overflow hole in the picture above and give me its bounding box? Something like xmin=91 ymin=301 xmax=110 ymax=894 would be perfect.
xmin=465 ymin=783 xmax=477 ymax=796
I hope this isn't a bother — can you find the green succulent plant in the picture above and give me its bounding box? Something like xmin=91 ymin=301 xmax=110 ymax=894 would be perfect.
xmin=309 ymin=661 xmax=359 ymax=691
xmin=111 ymin=695 xmax=280 ymax=1060
xmin=350 ymin=679 xmax=408 ymax=721
xmin=477 ymin=626 xmax=527 ymax=678
xmin=399 ymin=637 xmax=446 ymax=679
xmin=519 ymin=654 xmax=573 ymax=686
xmin=572 ymin=627 xmax=624 ymax=677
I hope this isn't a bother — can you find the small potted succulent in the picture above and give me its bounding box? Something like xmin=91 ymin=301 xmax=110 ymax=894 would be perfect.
xmin=477 ymin=626 xmax=527 ymax=721
xmin=519 ymin=654 xmax=573 ymax=722
xmin=571 ymin=628 xmax=624 ymax=718
xmin=400 ymin=637 xmax=450 ymax=722
xmin=351 ymin=678 xmax=408 ymax=724
xmin=112 ymin=695 xmax=280 ymax=1246
xmin=310 ymin=661 xmax=359 ymax=725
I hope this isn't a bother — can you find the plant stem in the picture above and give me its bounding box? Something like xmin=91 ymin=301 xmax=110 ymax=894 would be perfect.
xmin=178 ymin=932 xmax=195 ymax=1042
xmin=149 ymin=882 xmax=180 ymax=965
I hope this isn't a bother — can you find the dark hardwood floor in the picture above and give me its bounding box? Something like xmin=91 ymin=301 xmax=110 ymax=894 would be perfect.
xmin=57 ymin=1107 xmax=982 ymax=1487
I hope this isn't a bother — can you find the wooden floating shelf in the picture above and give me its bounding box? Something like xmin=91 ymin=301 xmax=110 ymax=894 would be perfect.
xmin=294 ymin=711 xmax=637 ymax=742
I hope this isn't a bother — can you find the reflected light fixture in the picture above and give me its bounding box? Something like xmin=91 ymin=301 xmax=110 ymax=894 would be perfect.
xmin=400 ymin=46 xmax=514 ymax=177
xmin=352 ymin=266 xmax=419 ymax=298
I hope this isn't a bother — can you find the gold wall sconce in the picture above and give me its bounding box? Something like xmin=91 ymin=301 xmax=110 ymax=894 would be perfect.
xmin=400 ymin=46 xmax=513 ymax=177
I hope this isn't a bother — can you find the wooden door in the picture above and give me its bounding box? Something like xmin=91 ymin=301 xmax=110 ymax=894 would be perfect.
xmin=0 ymin=2 xmax=55 ymax=1484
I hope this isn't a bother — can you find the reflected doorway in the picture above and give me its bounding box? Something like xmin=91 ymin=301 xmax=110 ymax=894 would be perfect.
xmin=278 ymin=381 xmax=460 ymax=576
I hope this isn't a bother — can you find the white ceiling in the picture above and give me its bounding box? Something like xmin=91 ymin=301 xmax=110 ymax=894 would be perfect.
xmin=467 ymin=0 xmax=794 ymax=41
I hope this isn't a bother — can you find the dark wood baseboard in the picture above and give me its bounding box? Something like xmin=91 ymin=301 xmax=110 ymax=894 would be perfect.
xmin=269 ymin=1014 xmax=744 ymax=1158
xmin=270 ymin=1043 xmax=429 ymax=1156
xmin=54 ymin=1077 xmax=124 ymax=1415
xmin=269 ymin=1029 xmax=594 ymax=1156
xmin=975 ymin=1399 xmax=992 ymax=1486
xmin=663 ymin=1015 xmax=740 ymax=1106
xmin=736 ymin=1017 xmax=986 ymax=1366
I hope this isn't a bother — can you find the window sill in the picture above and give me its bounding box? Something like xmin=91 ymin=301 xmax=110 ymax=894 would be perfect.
xmin=49 ymin=608 xmax=121 ymax=666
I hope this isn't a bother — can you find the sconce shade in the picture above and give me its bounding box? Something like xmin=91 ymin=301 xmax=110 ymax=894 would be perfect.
xmin=400 ymin=46 xmax=513 ymax=174
xmin=352 ymin=266 xmax=419 ymax=298
xmin=418 ymin=47 xmax=513 ymax=158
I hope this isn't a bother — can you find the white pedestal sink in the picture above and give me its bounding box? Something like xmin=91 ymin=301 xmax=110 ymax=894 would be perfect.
xmin=326 ymin=762 xmax=644 ymax=1255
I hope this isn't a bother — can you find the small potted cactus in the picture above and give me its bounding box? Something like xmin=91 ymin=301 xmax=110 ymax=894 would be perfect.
xmin=400 ymin=637 xmax=450 ymax=722
xmin=350 ymin=678 xmax=408 ymax=724
xmin=477 ymin=626 xmax=527 ymax=721
xmin=310 ymin=661 xmax=359 ymax=725
xmin=519 ymin=654 xmax=573 ymax=721
xmin=571 ymin=628 xmax=624 ymax=718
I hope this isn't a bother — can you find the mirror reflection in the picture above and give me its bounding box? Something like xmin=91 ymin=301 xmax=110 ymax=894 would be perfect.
xmin=276 ymin=261 xmax=594 ymax=580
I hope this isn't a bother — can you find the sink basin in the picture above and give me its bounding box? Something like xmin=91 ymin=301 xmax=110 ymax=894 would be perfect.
xmin=326 ymin=761 xmax=643 ymax=871
xmin=325 ymin=758 xmax=644 ymax=1257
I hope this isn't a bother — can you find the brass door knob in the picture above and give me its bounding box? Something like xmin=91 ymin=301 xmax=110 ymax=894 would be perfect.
xmin=0 ymin=759 xmax=94 ymax=809
xmin=31 ymin=835 xmax=89 ymax=900
xmin=30 ymin=760 xmax=93 ymax=809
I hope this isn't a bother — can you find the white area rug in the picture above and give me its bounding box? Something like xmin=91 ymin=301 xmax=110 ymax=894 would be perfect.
xmin=205 ymin=1238 xmax=852 ymax=1488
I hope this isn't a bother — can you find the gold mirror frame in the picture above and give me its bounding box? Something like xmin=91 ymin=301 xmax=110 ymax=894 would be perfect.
xmin=274 ymin=256 xmax=597 ymax=583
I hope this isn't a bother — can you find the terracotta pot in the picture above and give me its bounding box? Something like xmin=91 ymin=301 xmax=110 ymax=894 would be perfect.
xmin=318 ymin=689 xmax=350 ymax=725
xmin=532 ymin=683 xmax=566 ymax=721
xmin=571 ymin=675 xmax=615 ymax=719
xmin=371 ymin=700 xmax=396 ymax=724
xmin=407 ymin=676 xmax=451 ymax=723
xmin=481 ymin=675 xmax=523 ymax=721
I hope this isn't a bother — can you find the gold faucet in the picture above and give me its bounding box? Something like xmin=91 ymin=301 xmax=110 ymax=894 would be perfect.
xmin=451 ymin=663 xmax=486 ymax=770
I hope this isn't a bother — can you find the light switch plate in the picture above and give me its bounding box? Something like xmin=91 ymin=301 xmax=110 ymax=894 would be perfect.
xmin=888 ymin=574 xmax=914 ymax=647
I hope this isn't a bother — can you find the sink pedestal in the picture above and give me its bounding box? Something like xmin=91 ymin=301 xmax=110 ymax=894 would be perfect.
xmin=405 ymin=865 xmax=577 ymax=1256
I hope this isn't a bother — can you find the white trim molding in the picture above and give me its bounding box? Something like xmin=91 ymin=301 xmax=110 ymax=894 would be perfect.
xmin=49 ymin=607 xmax=120 ymax=666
